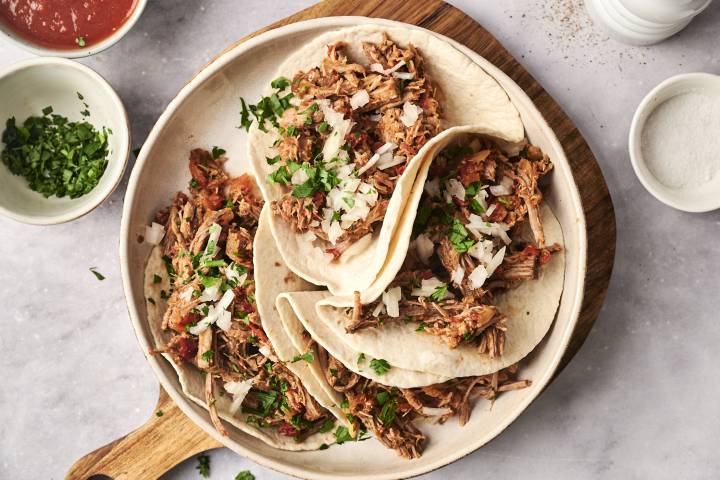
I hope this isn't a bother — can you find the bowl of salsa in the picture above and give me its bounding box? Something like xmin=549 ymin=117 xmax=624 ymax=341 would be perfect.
xmin=0 ymin=0 xmax=146 ymax=57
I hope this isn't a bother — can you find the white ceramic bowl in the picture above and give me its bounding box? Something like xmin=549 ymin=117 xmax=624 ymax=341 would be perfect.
xmin=629 ymin=72 xmax=720 ymax=212
xmin=120 ymin=17 xmax=586 ymax=480
xmin=0 ymin=0 xmax=146 ymax=58
xmin=0 ymin=57 xmax=130 ymax=225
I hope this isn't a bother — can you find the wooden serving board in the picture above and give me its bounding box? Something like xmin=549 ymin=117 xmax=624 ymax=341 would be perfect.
xmin=66 ymin=1 xmax=616 ymax=478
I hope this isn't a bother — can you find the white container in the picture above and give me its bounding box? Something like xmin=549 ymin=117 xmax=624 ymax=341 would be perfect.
xmin=586 ymin=0 xmax=712 ymax=45
xmin=629 ymin=73 xmax=720 ymax=212
xmin=0 ymin=58 xmax=130 ymax=224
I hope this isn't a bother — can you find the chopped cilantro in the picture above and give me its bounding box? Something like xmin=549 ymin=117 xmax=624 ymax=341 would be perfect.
xmin=519 ymin=146 xmax=529 ymax=158
xmin=155 ymin=410 xmax=164 ymax=417
xmin=376 ymin=391 xmax=390 ymax=406
xmin=235 ymin=471 xmax=255 ymax=480
xmin=317 ymin=121 xmax=329 ymax=134
xmin=195 ymin=454 xmax=210 ymax=478
xmin=378 ymin=397 xmax=397 ymax=426
xmin=334 ymin=426 xmax=353 ymax=444
xmin=318 ymin=418 xmax=336 ymax=433
xmin=497 ymin=197 xmax=511 ymax=207
xmin=330 ymin=368 xmax=338 ymax=377
xmin=152 ymin=274 xmax=161 ymax=284
xmin=2 ymin=108 xmax=110 ymax=199
xmin=75 ymin=36 xmax=86 ymax=47
xmin=270 ymin=76 xmax=290 ymax=90
xmin=89 ymin=267 xmax=105 ymax=281
xmin=357 ymin=352 xmax=366 ymax=365
xmin=319 ymin=443 xmax=329 ymax=450
xmin=449 ymin=218 xmax=476 ymax=253
xmin=291 ymin=351 xmax=314 ymax=363
xmin=247 ymin=335 xmax=258 ymax=345
xmin=469 ymin=198 xmax=485 ymax=215
xmin=211 ymin=146 xmax=226 ymax=159
xmin=189 ymin=178 xmax=200 ymax=189
xmin=465 ymin=181 xmax=483 ymax=198
xmin=239 ymin=98 xmax=252 ymax=131
xmin=201 ymin=350 xmax=214 ymax=363
xmin=415 ymin=205 xmax=432 ymax=226
xmin=266 ymin=154 xmax=281 ymax=165
xmin=369 ymin=358 xmax=391 ymax=375
xmin=429 ymin=285 xmax=448 ymax=302
xmin=415 ymin=322 xmax=427 ymax=332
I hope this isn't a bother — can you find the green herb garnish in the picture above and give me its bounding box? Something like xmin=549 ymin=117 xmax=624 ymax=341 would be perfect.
xmin=357 ymin=352 xmax=366 ymax=365
xmin=211 ymin=146 xmax=226 ymax=159
xmin=235 ymin=471 xmax=255 ymax=480
xmin=195 ymin=454 xmax=211 ymax=478
xmin=155 ymin=410 xmax=164 ymax=417
xmin=334 ymin=426 xmax=353 ymax=444
xmin=201 ymin=350 xmax=214 ymax=363
xmin=291 ymin=351 xmax=314 ymax=364
xmin=449 ymin=218 xmax=475 ymax=253
xmin=369 ymin=358 xmax=391 ymax=375
xmin=152 ymin=274 xmax=161 ymax=284
xmin=318 ymin=418 xmax=336 ymax=433
xmin=429 ymin=284 xmax=448 ymax=302
xmin=75 ymin=36 xmax=86 ymax=47
xmin=1 ymin=109 xmax=110 ymax=199
xmin=89 ymin=267 xmax=105 ymax=281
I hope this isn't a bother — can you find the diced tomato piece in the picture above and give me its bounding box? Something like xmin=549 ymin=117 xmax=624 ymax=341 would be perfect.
xmin=539 ymin=249 xmax=553 ymax=265
xmin=395 ymin=164 xmax=406 ymax=176
xmin=278 ymin=422 xmax=299 ymax=437
xmin=522 ymin=245 xmax=540 ymax=257
xmin=204 ymin=193 xmax=224 ymax=210
xmin=175 ymin=313 xmax=198 ymax=333
xmin=489 ymin=204 xmax=507 ymax=222
xmin=325 ymin=248 xmax=342 ymax=260
xmin=176 ymin=337 xmax=197 ymax=361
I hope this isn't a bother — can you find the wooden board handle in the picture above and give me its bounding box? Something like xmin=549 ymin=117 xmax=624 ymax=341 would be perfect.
xmin=66 ymin=388 xmax=222 ymax=480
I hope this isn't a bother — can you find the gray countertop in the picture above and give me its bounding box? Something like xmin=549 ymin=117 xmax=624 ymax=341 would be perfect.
xmin=1 ymin=1 xmax=719 ymax=479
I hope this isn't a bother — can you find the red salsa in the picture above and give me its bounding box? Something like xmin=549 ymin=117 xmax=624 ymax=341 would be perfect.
xmin=0 ymin=0 xmax=137 ymax=50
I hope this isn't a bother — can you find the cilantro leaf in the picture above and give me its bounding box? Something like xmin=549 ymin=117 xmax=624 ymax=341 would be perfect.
xmin=235 ymin=471 xmax=255 ymax=480
xmin=195 ymin=454 xmax=210 ymax=478
xmin=369 ymin=358 xmax=391 ymax=375
xmin=449 ymin=218 xmax=476 ymax=253
xmin=291 ymin=351 xmax=314 ymax=363
xmin=429 ymin=285 xmax=448 ymax=302
xmin=89 ymin=267 xmax=105 ymax=281
xmin=334 ymin=426 xmax=353 ymax=444
xmin=211 ymin=146 xmax=226 ymax=159
xmin=271 ymin=76 xmax=290 ymax=90
xmin=318 ymin=418 xmax=336 ymax=433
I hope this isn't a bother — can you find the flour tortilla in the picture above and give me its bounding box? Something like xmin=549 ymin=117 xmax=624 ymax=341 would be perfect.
xmin=276 ymin=291 xmax=452 ymax=390
xmin=248 ymin=25 xmax=524 ymax=298
xmin=144 ymin=245 xmax=341 ymax=450
xmin=309 ymin=127 xmax=566 ymax=379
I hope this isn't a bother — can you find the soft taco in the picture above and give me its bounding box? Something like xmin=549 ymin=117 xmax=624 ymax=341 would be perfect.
xmin=143 ymin=148 xmax=349 ymax=449
xmin=244 ymin=25 xmax=523 ymax=297
xmin=298 ymin=127 xmax=566 ymax=379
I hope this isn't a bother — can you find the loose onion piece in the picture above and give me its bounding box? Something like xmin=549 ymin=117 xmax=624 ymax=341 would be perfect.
xmin=145 ymin=222 xmax=165 ymax=245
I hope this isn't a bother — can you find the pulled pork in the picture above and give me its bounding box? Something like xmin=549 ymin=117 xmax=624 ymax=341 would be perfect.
xmin=320 ymin=349 xmax=529 ymax=459
xmin=151 ymin=149 xmax=333 ymax=440
xmin=247 ymin=33 xmax=442 ymax=257
xmin=345 ymin=138 xmax=560 ymax=355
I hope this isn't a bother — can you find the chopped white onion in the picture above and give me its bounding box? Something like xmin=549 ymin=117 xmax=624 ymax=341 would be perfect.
xmin=411 ymin=277 xmax=446 ymax=298
xmin=377 ymin=155 xmax=405 ymax=171
xmin=317 ymin=99 xmax=354 ymax=162
xmin=421 ymin=406 xmax=453 ymax=417
xmin=424 ymin=178 xmax=441 ymax=198
xmin=382 ymin=287 xmax=402 ymax=318
xmin=370 ymin=59 xmax=406 ymax=75
xmin=217 ymin=289 xmax=235 ymax=311
xmin=358 ymin=142 xmax=396 ymax=175
xmin=485 ymin=204 xmax=497 ymax=219
xmin=413 ymin=234 xmax=435 ymax=265
xmin=291 ymin=167 xmax=309 ymax=185
xmin=301 ymin=231 xmax=317 ymax=242
xmin=199 ymin=283 xmax=221 ymax=302
xmin=145 ymin=222 xmax=165 ymax=245
xmin=350 ymin=89 xmax=370 ymax=110
xmin=489 ymin=184 xmax=512 ymax=196
xmin=392 ymin=71 xmax=415 ymax=80
xmin=259 ymin=345 xmax=273 ymax=359
xmin=485 ymin=246 xmax=506 ymax=277
xmin=399 ymin=101 xmax=422 ymax=127
xmin=224 ymin=379 xmax=254 ymax=415
xmin=444 ymin=179 xmax=466 ymax=203
xmin=179 ymin=286 xmax=194 ymax=302
xmin=468 ymin=265 xmax=488 ymax=289
xmin=372 ymin=300 xmax=386 ymax=317
xmin=451 ymin=265 xmax=465 ymax=285
xmin=216 ymin=309 xmax=232 ymax=332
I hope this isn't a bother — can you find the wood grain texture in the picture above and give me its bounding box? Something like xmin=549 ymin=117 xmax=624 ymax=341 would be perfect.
xmin=68 ymin=0 xmax=615 ymax=478
xmin=66 ymin=388 xmax=222 ymax=479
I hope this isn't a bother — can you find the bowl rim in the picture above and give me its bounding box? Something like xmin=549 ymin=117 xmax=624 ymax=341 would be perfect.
xmin=0 ymin=57 xmax=131 ymax=225
xmin=120 ymin=16 xmax=587 ymax=480
xmin=0 ymin=0 xmax=147 ymax=58
xmin=628 ymin=72 xmax=720 ymax=213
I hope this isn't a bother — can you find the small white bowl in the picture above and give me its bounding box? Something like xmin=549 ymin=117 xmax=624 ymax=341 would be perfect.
xmin=0 ymin=57 xmax=130 ymax=225
xmin=629 ymin=72 xmax=720 ymax=212
xmin=0 ymin=0 xmax=146 ymax=58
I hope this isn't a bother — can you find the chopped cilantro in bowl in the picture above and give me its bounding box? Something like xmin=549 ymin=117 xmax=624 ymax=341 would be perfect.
xmin=0 ymin=57 xmax=130 ymax=225
xmin=1 ymin=106 xmax=111 ymax=199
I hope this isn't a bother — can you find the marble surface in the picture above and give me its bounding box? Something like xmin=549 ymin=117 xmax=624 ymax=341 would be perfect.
xmin=1 ymin=1 xmax=719 ymax=479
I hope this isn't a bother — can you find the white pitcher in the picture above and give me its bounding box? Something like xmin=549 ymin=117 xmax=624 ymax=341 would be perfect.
xmin=586 ymin=0 xmax=713 ymax=45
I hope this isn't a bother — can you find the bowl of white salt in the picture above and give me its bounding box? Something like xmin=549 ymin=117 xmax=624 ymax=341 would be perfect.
xmin=629 ymin=72 xmax=720 ymax=212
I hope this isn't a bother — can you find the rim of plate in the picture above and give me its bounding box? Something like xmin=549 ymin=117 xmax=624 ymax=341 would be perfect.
xmin=120 ymin=16 xmax=587 ymax=480
xmin=0 ymin=57 xmax=130 ymax=225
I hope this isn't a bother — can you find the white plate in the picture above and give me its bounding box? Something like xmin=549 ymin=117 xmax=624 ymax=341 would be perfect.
xmin=120 ymin=17 xmax=587 ymax=480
